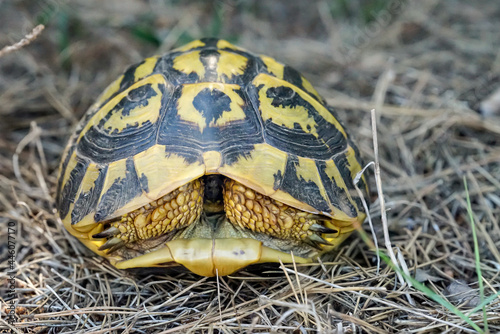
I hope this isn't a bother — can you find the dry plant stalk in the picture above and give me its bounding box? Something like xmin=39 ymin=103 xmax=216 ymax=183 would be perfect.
xmin=0 ymin=24 xmax=45 ymax=58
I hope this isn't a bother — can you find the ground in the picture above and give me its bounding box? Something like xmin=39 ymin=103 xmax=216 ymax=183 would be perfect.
xmin=0 ymin=0 xmax=499 ymax=333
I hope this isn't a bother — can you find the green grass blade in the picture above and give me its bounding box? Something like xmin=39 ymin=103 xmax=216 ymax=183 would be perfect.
xmin=463 ymin=175 xmax=488 ymax=332
xmin=376 ymin=251 xmax=484 ymax=333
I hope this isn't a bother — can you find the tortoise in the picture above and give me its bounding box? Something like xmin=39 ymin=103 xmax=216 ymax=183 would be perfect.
xmin=56 ymin=38 xmax=368 ymax=277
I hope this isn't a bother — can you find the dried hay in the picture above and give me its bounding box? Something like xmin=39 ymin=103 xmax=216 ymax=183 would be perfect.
xmin=1 ymin=0 xmax=499 ymax=332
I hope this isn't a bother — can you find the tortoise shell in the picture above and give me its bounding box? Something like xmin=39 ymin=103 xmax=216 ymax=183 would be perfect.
xmin=56 ymin=38 xmax=368 ymax=276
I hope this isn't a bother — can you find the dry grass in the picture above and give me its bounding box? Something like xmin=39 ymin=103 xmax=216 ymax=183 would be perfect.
xmin=1 ymin=0 xmax=499 ymax=333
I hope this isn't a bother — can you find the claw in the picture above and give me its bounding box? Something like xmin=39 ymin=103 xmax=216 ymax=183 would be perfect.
xmin=309 ymin=223 xmax=338 ymax=234
xmin=93 ymin=226 xmax=120 ymax=239
xmin=309 ymin=234 xmax=332 ymax=245
xmin=98 ymin=237 xmax=125 ymax=253
xmin=303 ymin=238 xmax=322 ymax=250
xmin=305 ymin=233 xmax=333 ymax=250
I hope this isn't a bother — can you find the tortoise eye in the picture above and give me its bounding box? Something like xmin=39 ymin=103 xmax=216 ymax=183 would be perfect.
xmin=223 ymin=178 xmax=338 ymax=249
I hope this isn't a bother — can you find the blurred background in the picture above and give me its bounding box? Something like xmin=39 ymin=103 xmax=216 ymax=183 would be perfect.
xmin=1 ymin=1 xmax=499 ymax=333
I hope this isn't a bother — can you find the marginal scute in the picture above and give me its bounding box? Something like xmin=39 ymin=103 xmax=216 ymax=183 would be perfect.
xmin=71 ymin=163 xmax=107 ymax=225
xmin=219 ymin=143 xmax=287 ymax=198
xmin=203 ymin=151 xmax=222 ymax=172
xmin=275 ymin=155 xmax=331 ymax=213
xmin=132 ymin=146 xmax=205 ymax=208
xmin=78 ymin=164 xmax=101 ymax=194
xmin=60 ymin=156 xmax=89 ymax=222
xmin=94 ymin=158 xmax=142 ymax=223
xmin=344 ymin=144 xmax=369 ymax=207
xmin=317 ymin=159 xmax=358 ymax=220
xmin=58 ymin=150 xmax=80 ymax=215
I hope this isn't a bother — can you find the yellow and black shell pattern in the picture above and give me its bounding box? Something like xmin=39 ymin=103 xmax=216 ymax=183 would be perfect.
xmin=56 ymin=38 xmax=369 ymax=277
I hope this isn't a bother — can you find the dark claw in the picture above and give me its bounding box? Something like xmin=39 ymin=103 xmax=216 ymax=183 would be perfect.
xmin=98 ymin=237 xmax=125 ymax=252
xmin=308 ymin=234 xmax=333 ymax=246
xmin=303 ymin=238 xmax=323 ymax=250
xmin=93 ymin=226 xmax=120 ymax=239
xmin=303 ymin=234 xmax=332 ymax=250
xmin=106 ymin=242 xmax=126 ymax=253
xmin=309 ymin=223 xmax=338 ymax=234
